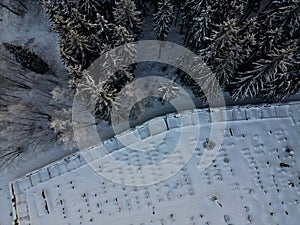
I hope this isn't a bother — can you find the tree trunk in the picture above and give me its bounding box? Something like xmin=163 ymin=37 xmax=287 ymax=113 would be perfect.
xmin=183 ymin=25 xmax=191 ymax=46
xmin=174 ymin=3 xmax=181 ymax=27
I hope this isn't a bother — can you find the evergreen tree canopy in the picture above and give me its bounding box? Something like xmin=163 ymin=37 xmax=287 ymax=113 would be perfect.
xmin=113 ymin=0 xmax=143 ymax=37
xmin=183 ymin=0 xmax=300 ymax=100
xmin=153 ymin=0 xmax=174 ymax=41
xmin=42 ymin=0 xmax=300 ymax=111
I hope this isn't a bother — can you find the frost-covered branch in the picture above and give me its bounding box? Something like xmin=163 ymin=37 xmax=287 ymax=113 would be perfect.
xmin=158 ymin=80 xmax=180 ymax=104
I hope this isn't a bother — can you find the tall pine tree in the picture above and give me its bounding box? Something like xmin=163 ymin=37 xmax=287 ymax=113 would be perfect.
xmin=153 ymin=0 xmax=174 ymax=41
xmin=113 ymin=0 xmax=143 ymax=37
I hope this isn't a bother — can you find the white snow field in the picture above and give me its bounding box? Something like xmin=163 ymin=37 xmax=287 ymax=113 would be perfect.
xmin=9 ymin=102 xmax=300 ymax=225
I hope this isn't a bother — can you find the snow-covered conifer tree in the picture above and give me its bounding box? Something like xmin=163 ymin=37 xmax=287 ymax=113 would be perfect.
xmin=200 ymin=19 xmax=247 ymax=86
xmin=182 ymin=0 xmax=206 ymax=25
xmin=112 ymin=25 xmax=136 ymax=66
xmin=153 ymin=0 xmax=174 ymax=41
xmin=185 ymin=0 xmax=300 ymax=100
xmin=181 ymin=0 xmax=217 ymax=45
xmin=232 ymin=43 xmax=300 ymax=100
xmin=113 ymin=0 xmax=143 ymax=37
xmin=77 ymin=0 xmax=105 ymax=19
xmin=158 ymin=80 xmax=180 ymax=104
xmin=43 ymin=0 xmax=115 ymax=81
xmin=229 ymin=0 xmax=300 ymax=100
xmin=135 ymin=0 xmax=147 ymax=16
xmin=189 ymin=5 xmax=214 ymax=51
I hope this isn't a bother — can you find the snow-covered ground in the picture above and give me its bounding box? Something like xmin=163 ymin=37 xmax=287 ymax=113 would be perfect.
xmin=8 ymin=102 xmax=300 ymax=225
xmin=1 ymin=1 xmax=300 ymax=225
xmin=0 ymin=1 xmax=65 ymax=75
